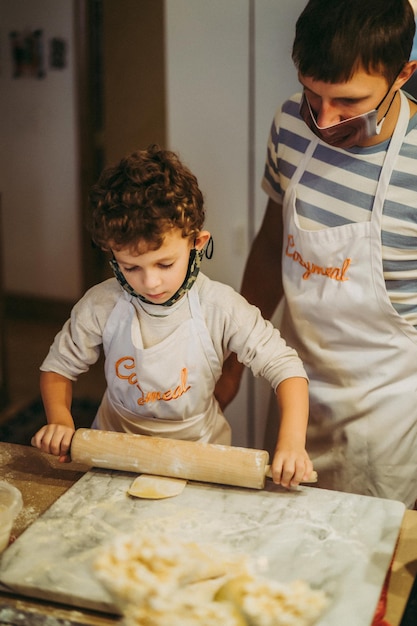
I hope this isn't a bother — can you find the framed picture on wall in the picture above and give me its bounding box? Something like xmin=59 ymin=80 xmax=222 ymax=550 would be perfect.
xmin=9 ymin=29 xmax=45 ymax=79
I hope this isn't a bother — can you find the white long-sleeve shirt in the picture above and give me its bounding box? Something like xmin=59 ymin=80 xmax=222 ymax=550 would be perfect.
xmin=41 ymin=272 xmax=307 ymax=408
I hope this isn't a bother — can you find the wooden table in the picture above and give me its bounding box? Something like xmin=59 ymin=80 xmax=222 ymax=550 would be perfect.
xmin=0 ymin=442 xmax=416 ymax=625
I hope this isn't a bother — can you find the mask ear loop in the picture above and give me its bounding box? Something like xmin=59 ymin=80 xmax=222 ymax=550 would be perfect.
xmin=205 ymin=236 xmax=214 ymax=259
xmin=375 ymin=91 xmax=397 ymax=134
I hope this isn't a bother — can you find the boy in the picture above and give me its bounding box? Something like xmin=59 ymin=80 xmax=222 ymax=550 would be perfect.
xmin=31 ymin=146 xmax=313 ymax=488
xmin=216 ymin=0 xmax=417 ymax=507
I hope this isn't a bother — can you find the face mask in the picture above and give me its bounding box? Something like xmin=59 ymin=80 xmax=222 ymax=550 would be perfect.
xmin=110 ymin=237 xmax=213 ymax=307
xmin=299 ymin=85 xmax=397 ymax=149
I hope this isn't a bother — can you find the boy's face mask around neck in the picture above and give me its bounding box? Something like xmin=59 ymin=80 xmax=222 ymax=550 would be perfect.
xmin=299 ymin=82 xmax=397 ymax=149
xmin=110 ymin=239 xmax=212 ymax=307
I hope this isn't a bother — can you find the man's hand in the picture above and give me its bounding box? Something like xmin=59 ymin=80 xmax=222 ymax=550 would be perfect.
xmin=214 ymin=353 xmax=245 ymax=411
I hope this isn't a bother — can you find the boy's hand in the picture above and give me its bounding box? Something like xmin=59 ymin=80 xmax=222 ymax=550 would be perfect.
xmin=270 ymin=445 xmax=313 ymax=489
xmin=31 ymin=424 xmax=75 ymax=463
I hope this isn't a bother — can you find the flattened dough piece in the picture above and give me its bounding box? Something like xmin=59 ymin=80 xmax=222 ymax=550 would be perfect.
xmin=128 ymin=474 xmax=187 ymax=499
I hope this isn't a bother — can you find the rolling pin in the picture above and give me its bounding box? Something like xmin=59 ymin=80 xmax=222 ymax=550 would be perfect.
xmin=71 ymin=429 xmax=317 ymax=490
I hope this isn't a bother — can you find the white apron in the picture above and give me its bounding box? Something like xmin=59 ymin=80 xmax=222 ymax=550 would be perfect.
xmin=281 ymin=91 xmax=417 ymax=507
xmin=93 ymin=287 xmax=231 ymax=445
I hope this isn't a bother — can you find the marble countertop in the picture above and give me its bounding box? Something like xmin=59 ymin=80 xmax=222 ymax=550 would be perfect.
xmin=0 ymin=463 xmax=406 ymax=626
xmin=0 ymin=443 xmax=416 ymax=625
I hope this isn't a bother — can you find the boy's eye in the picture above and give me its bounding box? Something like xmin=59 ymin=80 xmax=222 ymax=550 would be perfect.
xmin=122 ymin=263 xmax=174 ymax=272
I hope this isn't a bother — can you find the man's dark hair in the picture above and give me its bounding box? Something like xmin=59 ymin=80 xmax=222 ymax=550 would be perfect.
xmin=292 ymin=0 xmax=416 ymax=84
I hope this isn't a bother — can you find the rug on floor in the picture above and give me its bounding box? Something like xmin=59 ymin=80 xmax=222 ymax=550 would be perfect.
xmin=0 ymin=397 xmax=100 ymax=445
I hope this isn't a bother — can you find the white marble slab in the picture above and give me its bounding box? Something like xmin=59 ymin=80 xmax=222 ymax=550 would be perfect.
xmin=0 ymin=468 xmax=405 ymax=625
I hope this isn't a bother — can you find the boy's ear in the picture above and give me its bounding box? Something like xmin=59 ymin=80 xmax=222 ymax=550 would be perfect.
xmin=396 ymin=60 xmax=417 ymax=89
xmin=194 ymin=230 xmax=211 ymax=250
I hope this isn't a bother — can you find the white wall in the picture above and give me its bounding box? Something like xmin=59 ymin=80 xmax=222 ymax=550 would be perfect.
xmin=0 ymin=0 xmax=82 ymax=301
xmin=165 ymin=0 xmax=306 ymax=446
xmin=165 ymin=0 xmax=249 ymax=292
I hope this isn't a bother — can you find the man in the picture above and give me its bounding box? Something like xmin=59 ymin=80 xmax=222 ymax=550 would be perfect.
xmin=216 ymin=0 xmax=417 ymax=508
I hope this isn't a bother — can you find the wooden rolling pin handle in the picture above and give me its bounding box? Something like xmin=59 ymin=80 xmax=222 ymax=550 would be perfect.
xmin=265 ymin=465 xmax=318 ymax=484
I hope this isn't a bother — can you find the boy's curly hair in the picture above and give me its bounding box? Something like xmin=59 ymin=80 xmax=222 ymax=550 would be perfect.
xmin=88 ymin=145 xmax=205 ymax=251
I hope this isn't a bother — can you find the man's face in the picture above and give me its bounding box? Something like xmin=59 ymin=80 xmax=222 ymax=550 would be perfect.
xmin=299 ymin=68 xmax=397 ymax=146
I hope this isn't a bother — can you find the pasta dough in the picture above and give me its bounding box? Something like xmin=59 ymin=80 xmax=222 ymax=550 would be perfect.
xmin=94 ymin=532 xmax=327 ymax=626
xmin=128 ymin=475 xmax=187 ymax=499
xmin=215 ymin=574 xmax=328 ymax=626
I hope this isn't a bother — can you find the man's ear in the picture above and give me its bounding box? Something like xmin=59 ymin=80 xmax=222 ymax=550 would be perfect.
xmin=194 ymin=230 xmax=211 ymax=251
xmin=396 ymin=60 xmax=417 ymax=89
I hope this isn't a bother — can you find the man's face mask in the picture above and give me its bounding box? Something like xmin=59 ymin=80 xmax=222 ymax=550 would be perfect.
xmin=299 ymin=82 xmax=397 ymax=149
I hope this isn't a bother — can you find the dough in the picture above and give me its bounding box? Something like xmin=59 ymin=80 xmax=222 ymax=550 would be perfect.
xmin=94 ymin=532 xmax=244 ymax=600
xmin=128 ymin=475 xmax=187 ymax=499
xmin=94 ymin=532 xmax=327 ymax=626
xmin=215 ymin=574 xmax=328 ymax=626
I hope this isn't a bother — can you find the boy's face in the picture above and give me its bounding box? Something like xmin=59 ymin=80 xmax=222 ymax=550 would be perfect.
xmin=299 ymin=66 xmax=407 ymax=147
xmin=112 ymin=229 xmax=209 ymax=305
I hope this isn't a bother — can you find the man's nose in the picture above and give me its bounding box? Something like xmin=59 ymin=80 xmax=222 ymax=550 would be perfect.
xmin=315 ymin=100 xmax=342 ymax=128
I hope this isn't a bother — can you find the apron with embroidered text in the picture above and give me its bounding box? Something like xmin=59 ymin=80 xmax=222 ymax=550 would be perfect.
xmin=93 ymin=287 xmax=231 ymax=445
xmin=281 ymin=91 xmax=417 ymax=506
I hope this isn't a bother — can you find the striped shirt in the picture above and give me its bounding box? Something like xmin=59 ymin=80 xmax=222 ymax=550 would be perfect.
xmin=262 ymin=92 xmax=417 ymax=327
